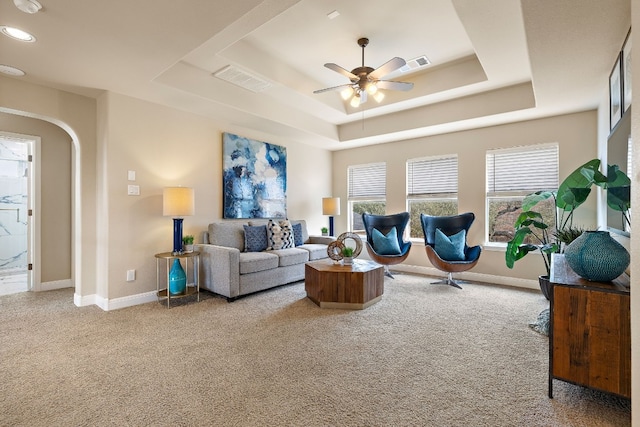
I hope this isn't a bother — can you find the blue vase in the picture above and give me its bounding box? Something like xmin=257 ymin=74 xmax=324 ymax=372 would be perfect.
xmin=564 ymin=231 xmax=629 ymax=282
xmin=169 ymin=258 xmax=187 ymax=295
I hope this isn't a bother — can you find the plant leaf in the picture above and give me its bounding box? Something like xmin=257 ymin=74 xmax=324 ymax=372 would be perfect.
xmin=608 ymin=186 xmax=631 ymax=211
xmin=514 ymin=210 xmax=545 ymax=228
xmin=556 ymin=159 xmax=600 ymax=211
xmin=505 ymin=228 xmax=532 ymax=268
xmin=606 ymin=164 xmax=631 ymax=187
xmin=522 ymin=191 xmax=554 ymax=212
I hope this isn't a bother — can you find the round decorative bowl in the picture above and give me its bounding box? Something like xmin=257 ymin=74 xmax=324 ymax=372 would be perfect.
xmin=564 ymin=231 xmax=629 ymax=282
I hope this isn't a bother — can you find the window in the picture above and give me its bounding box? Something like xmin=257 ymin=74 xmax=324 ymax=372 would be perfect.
xmin=348 ymin=163 xmax=386 ymax=232
xmin=486 ymin=144 xmax=559 ymax=243
xmin=406 ymin=155 xmax=458 ymax=239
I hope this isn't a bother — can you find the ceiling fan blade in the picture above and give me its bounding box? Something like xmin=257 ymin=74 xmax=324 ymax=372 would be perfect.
xmin=324 ymin=63 xmax=358 ymax=80
xmin=368 ymin=57 xmax=406 ymax=80
xmin=313 ymin=83 xmax=354 ymax=94
xmin=375 ymin=80 xmax=414 ymax=91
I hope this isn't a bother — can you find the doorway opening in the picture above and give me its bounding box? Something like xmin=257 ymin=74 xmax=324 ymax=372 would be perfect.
xmin=0 ymin=133 xmax=36 ymax=296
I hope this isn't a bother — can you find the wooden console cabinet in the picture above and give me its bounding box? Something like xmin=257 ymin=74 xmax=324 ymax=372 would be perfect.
xmin=548 ymin=254 xmax=630 ymax=399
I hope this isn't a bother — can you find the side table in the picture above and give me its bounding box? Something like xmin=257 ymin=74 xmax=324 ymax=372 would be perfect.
xmin=548 ymin=254 xmax=630 ymax=399
xmin=154 ymin=251 xmax=200 ymax=308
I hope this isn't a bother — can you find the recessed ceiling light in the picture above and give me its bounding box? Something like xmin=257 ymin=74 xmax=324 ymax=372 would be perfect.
xmin=13 ymin=0 xmax=42 ymax=14
xmin=0 ymin=25 xmax=37 ymax=42
xmin=0 ymin=65 xmax=26 ymax=76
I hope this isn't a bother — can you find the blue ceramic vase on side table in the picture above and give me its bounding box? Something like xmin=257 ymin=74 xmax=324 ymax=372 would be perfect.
xmin=564 ymin=231 xmax=629 ymax=282
xmin=169 ymin=258 xmax=187 ymax=295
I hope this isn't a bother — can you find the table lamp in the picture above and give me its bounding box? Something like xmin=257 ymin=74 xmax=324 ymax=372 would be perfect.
xmin=322 ymin=197 xmax=340 ymax=237
xmin=163 ymin=187 xmax=195 ymax=255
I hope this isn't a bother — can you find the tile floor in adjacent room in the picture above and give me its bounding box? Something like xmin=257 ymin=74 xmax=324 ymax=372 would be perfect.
xmin=0 ymin=273 xmax=28 ymax=296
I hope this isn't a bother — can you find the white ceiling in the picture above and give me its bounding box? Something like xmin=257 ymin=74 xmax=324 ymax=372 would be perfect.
xmin=0 ymin=0 xmax=631 ymax=150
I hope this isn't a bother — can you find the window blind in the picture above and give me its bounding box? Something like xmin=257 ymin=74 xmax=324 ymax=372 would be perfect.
xmin=407 ymin=155 xmax=458 ymax=196
xmin=486 ymin=144 xmax=558 ymax=194
xmin=348 ymin=163 xmax=386 ymax=198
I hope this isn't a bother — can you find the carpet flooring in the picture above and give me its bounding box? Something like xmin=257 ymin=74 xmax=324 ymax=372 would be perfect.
xmin=0 ymin=273 xmax=631 ymax=426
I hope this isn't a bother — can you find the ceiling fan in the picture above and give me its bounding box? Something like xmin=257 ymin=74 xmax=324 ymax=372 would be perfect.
xmin=314 ymin=37 xmax=414 ymax=108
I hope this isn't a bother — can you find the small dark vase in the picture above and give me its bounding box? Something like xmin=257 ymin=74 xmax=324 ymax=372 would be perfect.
xmin=564 ymin=231 xmax=630 ymax=282
xmin=538 ymin=275 xmax=551 ymax=300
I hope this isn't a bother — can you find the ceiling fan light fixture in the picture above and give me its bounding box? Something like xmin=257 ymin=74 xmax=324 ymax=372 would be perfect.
xmin=314 ymin=37 xmax=412 ymax=107
xmin=340 ymin=87 xmax=354 ymax=100
xmin=350 ymin=93 xmax=361 ymax=108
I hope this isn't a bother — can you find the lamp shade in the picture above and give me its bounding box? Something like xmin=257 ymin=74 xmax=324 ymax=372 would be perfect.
xmin=322 ymin=197 xmax=340 ymax=216
xmin=163 ymin=187 xmax=195 ymax=217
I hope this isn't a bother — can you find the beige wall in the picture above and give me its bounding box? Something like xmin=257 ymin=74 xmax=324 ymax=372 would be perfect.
xmin=98 ymin=92 xmax=333 ymax=299
xmin=332 ymin=110 xmax=598 ymax=282
xmin=0 ymin=77 xmax=332 ymax=303
xmin=0 ymin=113 xmax=72 ymax=282
xmin=0 ymin=75 xmax=97 ymax=297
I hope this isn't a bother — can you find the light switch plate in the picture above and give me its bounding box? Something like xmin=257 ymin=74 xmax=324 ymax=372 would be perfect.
xmin=127 ymin=170 xmax=136 ymax=181
xmin=127 ymin=185 xmax=140 ymax=196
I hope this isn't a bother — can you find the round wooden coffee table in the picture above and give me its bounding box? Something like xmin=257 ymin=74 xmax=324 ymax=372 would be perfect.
xmin=304 ymin=258 xmax=384 ymax=309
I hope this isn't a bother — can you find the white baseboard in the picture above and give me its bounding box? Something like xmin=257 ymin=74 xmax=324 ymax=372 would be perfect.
xmin=74 ymin=292 xmax=96 ymax=308
xmin=391 ymin=264 xmax=540 ymax=291
xmin=75 ymin=291 xmax=157 ymax=311
xmin=40 ymin=279 xmax=73 ymax=291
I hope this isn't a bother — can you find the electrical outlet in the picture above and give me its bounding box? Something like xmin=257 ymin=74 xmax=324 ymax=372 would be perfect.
xmin=126 ymin=269 xmax=135 ymax=281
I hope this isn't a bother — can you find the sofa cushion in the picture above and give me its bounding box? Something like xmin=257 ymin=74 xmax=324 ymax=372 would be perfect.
xmin=239 ymin=251 xmax=279 ymax=275
xmin=267 ymin=219 xmax=295 ymax=250
xmin=243 ymin=225 xmax=268 ymax=252
xmin=291 ymin=220 xmax=310 ymax=243
xmin=209 ymin=222 xmax=245 ymax=251
xmin=247 ymin=219 xmax=269 ymax=227
xmin=298 ymin=243 xmax=328 ymax=261
xmin=271 ymin=248 xmax=309 ymax=267
xmin=292 ymin=222 xmax=304 ymax=246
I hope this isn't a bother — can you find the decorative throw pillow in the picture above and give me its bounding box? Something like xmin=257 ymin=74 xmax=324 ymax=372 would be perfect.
xmin=267 ymin=219 xmax=295 ymax=250
xmin=279 ymin=219 xmax=295 ymax=249
xmin=292 ymin=222 xmax=304 ymax=246
xmin=243 ymin=225 xmax=268 ymax=252
xmin=434 ymin=228 xmax=466 ymax=261
xmin=372 ymin=227 xmax=402 ymax=255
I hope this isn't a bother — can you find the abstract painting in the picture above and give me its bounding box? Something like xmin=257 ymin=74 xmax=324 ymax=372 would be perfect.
xmin=222 ymin=132 xmax=287 ymax=219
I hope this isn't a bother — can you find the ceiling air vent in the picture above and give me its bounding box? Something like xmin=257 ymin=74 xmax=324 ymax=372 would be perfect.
xmin=213 ymin=65 xmax=273 ymax=93
xmin=400 ymin=55 xmax=431 ymax=73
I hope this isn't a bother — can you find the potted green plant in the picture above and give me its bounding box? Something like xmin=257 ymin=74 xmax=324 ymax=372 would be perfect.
xmin=182 ymin=235 xmax=195 ymax=253
xmin=505 ymin=158 xmax=630 ymax=299
xmin=342 ymin=246 xmax=354 ymax=265
xmin=321 ymin=227 xmax=329 ymax=236
xmin=505 ymin=203 xmax=558 ymax=299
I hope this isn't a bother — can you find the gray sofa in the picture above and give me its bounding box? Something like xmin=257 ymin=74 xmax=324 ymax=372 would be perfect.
xmin=196 ymin=219 xmax=333 ymax=301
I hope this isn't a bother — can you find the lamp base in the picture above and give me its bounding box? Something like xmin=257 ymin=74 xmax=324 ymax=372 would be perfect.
xmin=172 ymin=218 xmax=184 ymax=255
xmin=329 ymin=216 xmax=334 ymax=237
